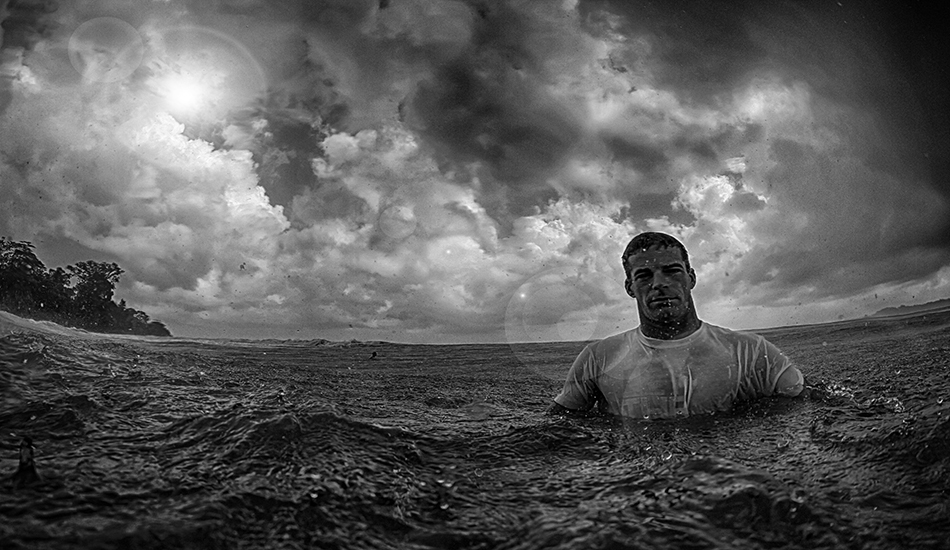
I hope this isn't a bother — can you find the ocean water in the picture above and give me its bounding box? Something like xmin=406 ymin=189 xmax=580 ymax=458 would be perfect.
xmin=1 ymin=308 xmax=949 ymax=550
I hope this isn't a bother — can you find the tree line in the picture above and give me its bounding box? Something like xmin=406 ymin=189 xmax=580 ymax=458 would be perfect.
xmin=0 ymin=237 xmax=171 ymax=336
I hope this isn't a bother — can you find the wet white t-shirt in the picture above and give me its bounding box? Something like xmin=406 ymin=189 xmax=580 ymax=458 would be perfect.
xmin=554 ymin=323 xmax=803 ymax=419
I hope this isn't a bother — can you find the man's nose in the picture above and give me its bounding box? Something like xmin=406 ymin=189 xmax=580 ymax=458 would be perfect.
xmin=650 ymin=273 xmax=670 ymax=287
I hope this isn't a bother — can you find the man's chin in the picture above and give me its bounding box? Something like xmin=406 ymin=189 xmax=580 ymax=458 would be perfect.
xmin=646 ymin=306 xmax=684 ymax=321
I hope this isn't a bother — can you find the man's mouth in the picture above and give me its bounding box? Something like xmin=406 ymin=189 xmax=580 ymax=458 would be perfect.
xmin=649 ymin=296 xmax=678 ymax=307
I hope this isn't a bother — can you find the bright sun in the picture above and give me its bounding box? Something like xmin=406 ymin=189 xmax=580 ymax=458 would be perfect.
xmin=142 ymin=26 xmax=268 ymax=124
xmin=162 ymin=73 xmax=210 ymax=114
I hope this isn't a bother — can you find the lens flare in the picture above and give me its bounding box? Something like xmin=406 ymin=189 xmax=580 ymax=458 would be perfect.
xmin=505 ymin=266 xmax=627 ymax=380
xmin=68 ymin=17 xmax=145 ymax=83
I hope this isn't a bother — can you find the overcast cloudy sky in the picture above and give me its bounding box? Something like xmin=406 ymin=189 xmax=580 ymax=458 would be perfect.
xmin=1 ymin=0 xmax=948 ymax=343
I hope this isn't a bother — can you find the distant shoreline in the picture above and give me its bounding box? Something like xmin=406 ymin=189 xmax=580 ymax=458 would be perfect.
xmin=870 ymin=298 xmax=950 ymax=318
xmin=5 ymin=298 xmax=949 ymax=345
xmin=1 ymin=238 xmax=171 ymax=337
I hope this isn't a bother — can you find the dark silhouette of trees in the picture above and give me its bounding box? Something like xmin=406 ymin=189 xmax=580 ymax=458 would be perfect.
xmin=0 ymin=238 xmax=46 ymax=312
xmin=66 ymin=260 xmax=124 ymax=329
xmin=0 ymin=237 xmax=171 ymax=336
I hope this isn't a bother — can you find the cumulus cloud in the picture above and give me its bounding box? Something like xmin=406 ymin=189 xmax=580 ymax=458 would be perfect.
xmin=1 ymin=0 xmax=948 ymax=342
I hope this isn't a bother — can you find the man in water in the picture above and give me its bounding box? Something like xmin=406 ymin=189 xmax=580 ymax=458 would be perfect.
xmin=548 ymin=231 xmax=805 ymax=419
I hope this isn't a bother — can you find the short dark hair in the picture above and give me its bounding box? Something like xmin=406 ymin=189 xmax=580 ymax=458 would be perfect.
xmin=621 ymin=232 xmax=691 ymax=277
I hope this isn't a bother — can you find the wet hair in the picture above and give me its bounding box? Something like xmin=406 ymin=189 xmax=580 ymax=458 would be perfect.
xmin=621 ymin=232 xmax=691 ymax=277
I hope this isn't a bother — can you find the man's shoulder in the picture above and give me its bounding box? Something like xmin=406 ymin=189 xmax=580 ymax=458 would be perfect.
xmin=699 ymin=323 xmax=765 ymax=344
xmin=702 ymin=323 xmax=776 ymax=349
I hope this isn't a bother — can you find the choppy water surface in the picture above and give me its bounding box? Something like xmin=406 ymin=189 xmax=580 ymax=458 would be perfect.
xmin=1 ymin=309 xmax=949 ymax=549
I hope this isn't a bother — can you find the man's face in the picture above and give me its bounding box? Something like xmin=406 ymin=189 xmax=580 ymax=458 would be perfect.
xmin=624 ymin=246 xmax=697 ymax=323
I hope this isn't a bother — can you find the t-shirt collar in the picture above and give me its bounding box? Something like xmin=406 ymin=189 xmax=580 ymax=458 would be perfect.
xmin=636 ymin=321 xmax=706 ymax=348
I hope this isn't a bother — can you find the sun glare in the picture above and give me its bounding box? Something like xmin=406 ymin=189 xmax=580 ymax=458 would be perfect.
xmin=162 ymin=74 xmax=209 ymax=114
xmin=143 ymin=26 xmax=267 ymax=124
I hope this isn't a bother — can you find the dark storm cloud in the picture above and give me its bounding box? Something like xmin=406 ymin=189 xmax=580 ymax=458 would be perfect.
xmin=601 ymin=135 xmax=668 ymax=175
xmin=579 ymin=0 xmax=949 ymax=184
xmin=0 ymin=0 xmax=59 ymax=111
xmin=867 ymin=2 xmax=950 ymax=225
xmin=0 ymin=0 xmax=59 ymax=50
xmin=403 ymin=3 xmax=583 ymax=220
xmin=723 ymin=136 xmax=950 ymax=301
xmin=579 ymin=0 xmax=766 ymax=106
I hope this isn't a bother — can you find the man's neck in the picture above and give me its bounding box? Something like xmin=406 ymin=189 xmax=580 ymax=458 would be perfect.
xmin=639 ymin=315 xmax=702 ymax=340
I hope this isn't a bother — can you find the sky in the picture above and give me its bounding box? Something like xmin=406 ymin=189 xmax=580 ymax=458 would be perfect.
xmin=1 ymin=0 xmax=949 ymax=344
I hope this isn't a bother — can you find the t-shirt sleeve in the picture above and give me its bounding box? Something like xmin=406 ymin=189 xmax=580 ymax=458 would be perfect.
xmin=739 ymin=337 xmax=803 ymax=399
xmin=553 ymin=344 xmax=600 ymax=411
xmin=775 ymin=363 xmax=804 ymax=397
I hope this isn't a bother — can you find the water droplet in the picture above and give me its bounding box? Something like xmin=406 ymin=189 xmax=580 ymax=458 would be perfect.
xmin=662 ymin=451 xmax=673 ymax=461
xmin=439 ymin=503 xmax=449 ymax=510
xmin=938 ymin=398 xmax=945 ymax=404
xmin=378 ymin=203 xmax=417 ymax=240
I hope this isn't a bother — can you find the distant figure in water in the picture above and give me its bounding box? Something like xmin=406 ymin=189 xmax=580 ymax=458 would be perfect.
xmin=9 ymin=437 xmax=41 ymax=488
xmin=548 ymin=231 xmax=807 ymax=420
xmin=369 ymin=351 xmax=378 ymax=360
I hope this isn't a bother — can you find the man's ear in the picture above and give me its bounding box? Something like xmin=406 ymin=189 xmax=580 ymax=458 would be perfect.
xmin=624 ymin=278 xmax=636 ymax=299
xmin=688 ymin=268 xmax=697 ymax=289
